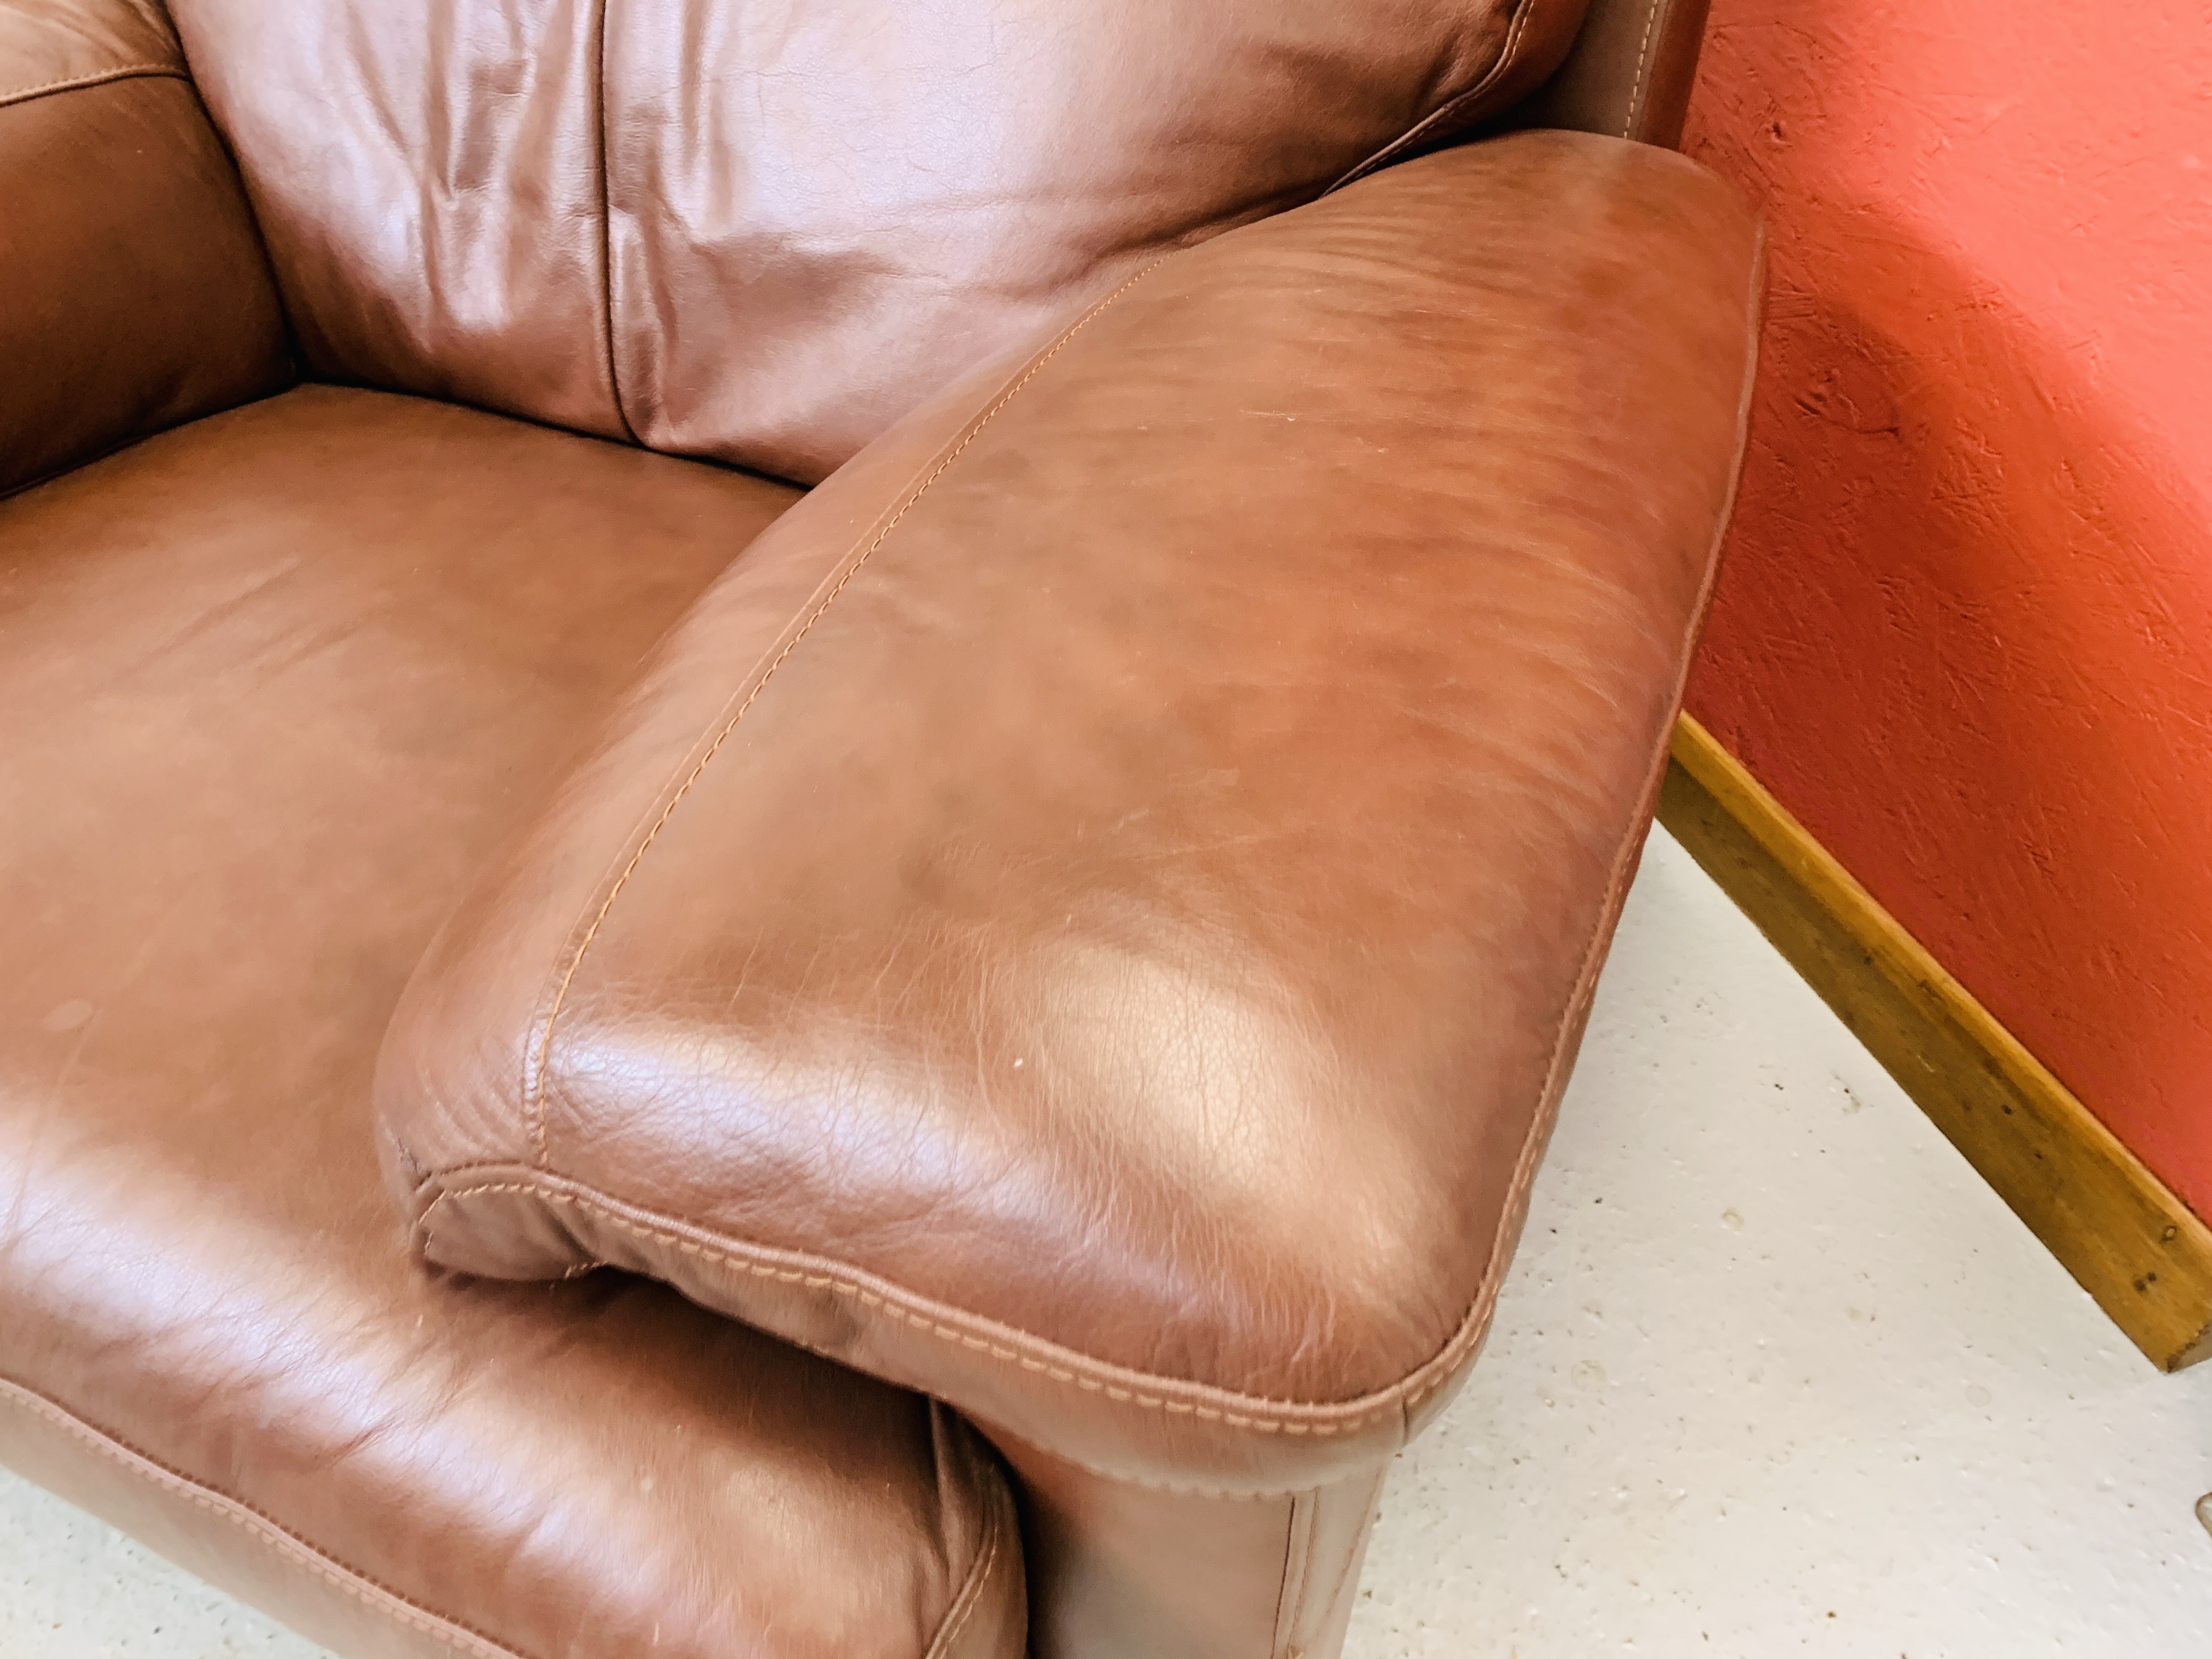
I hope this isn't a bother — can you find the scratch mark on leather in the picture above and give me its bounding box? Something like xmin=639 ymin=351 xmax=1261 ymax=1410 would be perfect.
xmin=590 ymin=0 xmax=640 ymax=444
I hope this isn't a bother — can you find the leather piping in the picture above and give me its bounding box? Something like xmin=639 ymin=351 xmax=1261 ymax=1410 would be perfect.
xmin=521 ymin=252 xmax=1173 ymax=1165
xmin=0 ymin=63 xmax=184 ymax=112
xmin=416 ymin=1157 xmax=1470 ymax=1436
xmin=1622 ymin=0 xmax=1666 ymax=139
xmin=1326 ymin=0 xmax=1543 ymax=194
xmin=919 ymin=1442 xmax=1007 ymax=1659
xmin=435 ymin=218 xmax=1771 ymax=1472
xmin=0 ymin=1374 xmax=529 ymax=1659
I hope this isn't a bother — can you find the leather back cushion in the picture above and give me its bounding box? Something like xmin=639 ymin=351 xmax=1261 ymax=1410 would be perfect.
xmin=168 ymin=1 xmax=1585 ymax=483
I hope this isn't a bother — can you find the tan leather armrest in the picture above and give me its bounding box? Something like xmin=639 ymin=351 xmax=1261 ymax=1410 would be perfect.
xmin=377 ymin=129 xmax=1764 ymax=1492
xmin=0 ymin=1 xmax=289 ymax=495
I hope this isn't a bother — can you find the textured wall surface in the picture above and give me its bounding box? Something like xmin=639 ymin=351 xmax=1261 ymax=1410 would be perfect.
xmin=1681 ymin=0 xmax=2212 ymax=1218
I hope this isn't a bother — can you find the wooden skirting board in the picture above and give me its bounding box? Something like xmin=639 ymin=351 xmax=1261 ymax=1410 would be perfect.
xmin=1657 ymin=711 xmax=2212 ymax=1372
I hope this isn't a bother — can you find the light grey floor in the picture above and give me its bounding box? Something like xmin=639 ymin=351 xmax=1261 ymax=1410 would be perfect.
xmin=5 ymin=827 xmax=2211 ymax=1657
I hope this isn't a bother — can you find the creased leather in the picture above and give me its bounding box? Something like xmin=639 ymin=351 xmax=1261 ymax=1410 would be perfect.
xmin=164 ymin=0 xmax=1587 ymax=483
xmin=0 ymin=0 xmax=289 ymax=495
xmin=379 ymin=131 xmax=1767 ymax=1492
xmin=0 ymin=386 xmax=1023 ymax=1659
xmin=596 ymin=0 xmax=1589 ymax=482
xmin=162 ymin=0 xmax=624 ymax=443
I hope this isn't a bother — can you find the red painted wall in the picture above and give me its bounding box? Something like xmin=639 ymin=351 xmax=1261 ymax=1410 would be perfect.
xmin=1680 ymin=2 xmax=2212 ymax=1216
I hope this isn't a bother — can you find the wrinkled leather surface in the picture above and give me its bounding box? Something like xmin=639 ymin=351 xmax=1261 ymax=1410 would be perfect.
xmin=380 ymin=131 xmax=1765 ymax=1491
xmin=0 ymin=0 xmax=289 ymax=495
xmin=166 ymin=0 xmax=1586 ymax=484
xmin=0 ymin=387 xmax=1024 ymax=1659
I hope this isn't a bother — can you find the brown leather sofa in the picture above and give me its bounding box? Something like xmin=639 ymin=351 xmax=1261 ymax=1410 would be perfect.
xmin=0 ymin=2 xmax=1760 ymax=1656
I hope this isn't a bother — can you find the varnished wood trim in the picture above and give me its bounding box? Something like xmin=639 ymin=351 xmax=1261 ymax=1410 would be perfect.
xmin=1658 ymin=712 xmax=2212 ymax=1372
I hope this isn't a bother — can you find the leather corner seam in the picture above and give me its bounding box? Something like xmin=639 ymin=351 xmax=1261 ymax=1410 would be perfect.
xmin=422 ymin=1171 xmax=1475 ymax=1444
xmin=0 ymin=63 xmax=186 ymax=114
xmin=919 ymin=1449 xmax=1006 ymax=1659
xmin=520 ymin=252 xmax=1175 ymax=1166
xmin=1326 ymin=0 xmax=1541 ymax=194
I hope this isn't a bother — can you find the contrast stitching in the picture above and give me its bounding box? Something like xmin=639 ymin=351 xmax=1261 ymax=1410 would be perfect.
xmin=1327 ymin=0 xmax=1539 ymax=195
xmin=0 ymin=1375 xmax=531 ymax=1659
xmin=1622 ymin=0 xmax=1666 ymax=139
xmin=0 ymin=64 xmax=184 ymax=112
xmin=523 ymin=255 xmax=1172 ymax=1163
xmin=920 ymin=1466 xmax=1003 ymax=1659
xmin=429 ymin=1179 xmax=1408 ymax=1428
xmin=953 ymin=1427 xmax=1304 ymax=1500
xmin=430 ymin=1127 xmax=1508 ymax=1442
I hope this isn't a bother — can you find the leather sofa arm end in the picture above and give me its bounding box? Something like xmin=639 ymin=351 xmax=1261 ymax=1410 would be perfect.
xmin=378 ymin=128 xmax=1765 ymax=1494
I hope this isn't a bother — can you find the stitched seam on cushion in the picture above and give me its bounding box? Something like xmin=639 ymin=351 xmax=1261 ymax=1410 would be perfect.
xmin=920 ymin=1455 xmax=1003 ymax=1659
xmin=1325 ymin=0 xmax=1540 ymax=195
xmin=0 ymin=64 xmax=184 ymax=112
xmin=1622 ymin=0 xmax=1666 ymax=139
xmin=428 ymin=1175 xmax=1476 ymax=1438
xmin=426 ymin=1177 xmax=1415 ymax=1431
xmin=0 ymin=1374 xmax=533 ymax=1659
xmin=522 ymin=253 xmax=1173 ymax=1164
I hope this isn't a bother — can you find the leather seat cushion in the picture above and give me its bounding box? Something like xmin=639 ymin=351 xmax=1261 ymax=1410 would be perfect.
xmin=0 ymin=386 xmax=1023 ymax=1659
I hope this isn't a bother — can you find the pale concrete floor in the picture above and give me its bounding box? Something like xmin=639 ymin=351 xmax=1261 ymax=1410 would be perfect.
xmin=5 ymin=827 xmax=2210 ymax=1657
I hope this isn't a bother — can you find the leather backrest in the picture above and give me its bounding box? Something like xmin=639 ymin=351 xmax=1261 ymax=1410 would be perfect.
xmin=1508 ymin=0 xmax=1713 ymax=147
xmin=0 ymin=0 xmax=291 ymax=495
xmin=165 ymin=0 xmax=1588 ymax=484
